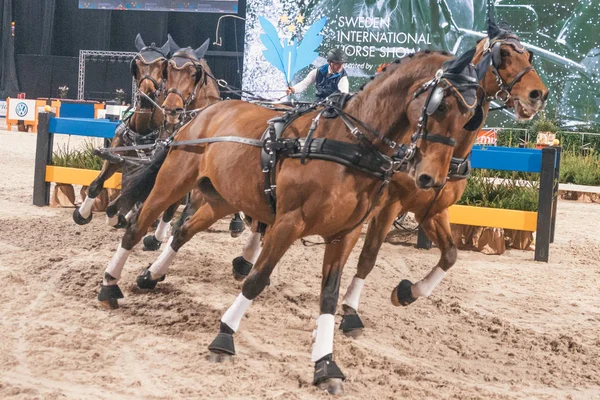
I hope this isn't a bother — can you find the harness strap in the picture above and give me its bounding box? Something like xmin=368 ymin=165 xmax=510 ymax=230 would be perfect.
xmin=97 ymin=136 xmax=264 ymax=154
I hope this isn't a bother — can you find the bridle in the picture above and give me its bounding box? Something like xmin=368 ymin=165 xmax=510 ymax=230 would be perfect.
xmin=131 ymin=46 xmax=168 ymax=106
xmin=165 ymin=52 xmax=208 ymax=113
xmin=397 ymin=64 xmax=481 ymax=165
xmin=484 ymin=35 xmax=535 ymax=103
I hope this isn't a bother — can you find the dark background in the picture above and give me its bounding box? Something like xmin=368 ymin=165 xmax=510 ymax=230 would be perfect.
xmin=0 ymin=0 xmax=246 ymax=101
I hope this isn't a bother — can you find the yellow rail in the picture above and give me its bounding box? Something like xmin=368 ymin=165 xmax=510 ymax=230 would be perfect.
xmin=448 ymin=204 xmax=537 ymax=232
xmin=45 ymin=166 xmax=122 ymax=189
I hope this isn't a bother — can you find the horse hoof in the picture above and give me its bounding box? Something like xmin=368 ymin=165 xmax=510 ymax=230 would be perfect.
xmin=98 ymin=284 xmax=124 ymax=309
xmin=229 ymin=215 xmax=245 ymax=238
xmin=313 ymin=355 xmax=345 ymax=394
xmin=317 ymin=378 xmax=344 ymax=395
xmin=98 ymin=298 xmax=120 ymax=310
xmin=208 ymin=352 xmax=235 ymax=364
xmin=142 ymin=235 xmax=162 ymax=251
xmin=73 ymin=207 xmax=92 ymax=225
xmin=232 ymin=256 xmax=253 ymax=281
xmin=208 ymin=332 xmax=236 ymax=359
xmin=114 ymin=214 xmax=128 ymax=229
xmin=339 ymin=313 xmax=365 ymax=338
xmin=136 ymin=268 xmax=165 ymax=290
xmin=391 ymin=279 xmax=417 ymax=307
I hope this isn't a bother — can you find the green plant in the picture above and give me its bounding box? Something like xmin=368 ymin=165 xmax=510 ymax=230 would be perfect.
xmin=531 ymin=117 xmax=559 ymax=134
xmin=559 ymin=151 xmax=600 ymax=186
xmin=52 ymin=139 xmax=103 ymax=170
xmin=458 ymin=169 xmax=539 ymax=211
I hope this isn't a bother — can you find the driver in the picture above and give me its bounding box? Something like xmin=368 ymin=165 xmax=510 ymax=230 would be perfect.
xmin=286 ymin=48 xmax=350 ymax=101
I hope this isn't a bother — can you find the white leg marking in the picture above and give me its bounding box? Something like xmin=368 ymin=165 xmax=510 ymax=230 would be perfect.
xmin=125 ymin=209 xmax=134 ymax=220
xmin=104 ymin=246 xmax=132 ymax=284
xmin=106 ymin=214 xmax=119 ymax=226
xmin=241 ymin=232 xmax=262 ymax=264
xmin=154 ymin=218 xmax=171 ymax=242
xmin=311 ymin=314 xmax=335 ymax=362
xmin=78 ymin=195 xmax=96 ymax=218
xmin=341 ymin=276 xmax=365 ymax=311
xmin=221 ymin=293 xmax=253 ymax=332
xmin=148 ymin=237 xmax=176 ymax=278
xmin=411 ymin=266 xmax=447 ymax=298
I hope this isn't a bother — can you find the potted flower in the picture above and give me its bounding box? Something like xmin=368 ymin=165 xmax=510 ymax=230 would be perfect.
xmin=58 ymin=85 xmax=69 ymax=99
xmin=115 ymin=88 xmax=126 ymax=104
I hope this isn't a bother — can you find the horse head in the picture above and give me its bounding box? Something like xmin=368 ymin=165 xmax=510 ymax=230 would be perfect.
xmin=474 ymin=19 xmax=549 ymax=121
xmin=162 ymin=35 xmax=214 ymax=127
xmin=356 ymin=49 xmax=480 ymax=189
xmin=131 ymin=34 xmax=170 ymax=108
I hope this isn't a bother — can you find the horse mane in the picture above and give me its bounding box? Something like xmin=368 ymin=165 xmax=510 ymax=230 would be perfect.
xmin=357 ymin=50 xmax=452 ymax=92
xmin=197 ymin=58 xmax=221 ymax=101
xmin=350 ymin=50 xmax=454 ymax=119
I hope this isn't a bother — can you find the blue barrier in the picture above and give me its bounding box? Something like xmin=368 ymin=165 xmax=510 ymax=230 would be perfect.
xmin=48 ymin=117 xmax=119 ymax=139
xmin=471 ymin=145 xmax=544 ymax=173
xmin=59 ymin=102 xmax=96 ymax=119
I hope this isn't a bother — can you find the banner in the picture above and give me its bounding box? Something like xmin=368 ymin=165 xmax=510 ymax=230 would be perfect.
xmin=79 ymin=1 xmax=238 ymax=13
xmin=243 ymin=0 xmax=600 ymax=127
xmin=476 ymin=129 xmax=498 ymax=146
xmin=8 ymin=99 xmax=37 ymax=122
xmin=0 ymin=101 xmax=6 ymax=118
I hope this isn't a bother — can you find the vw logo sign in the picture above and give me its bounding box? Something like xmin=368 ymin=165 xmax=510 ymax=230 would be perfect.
xmin=15 ymin=102 xmax=29 ymax=117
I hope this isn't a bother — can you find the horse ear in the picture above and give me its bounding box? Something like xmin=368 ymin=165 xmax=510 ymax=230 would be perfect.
xmin=168 ymin=34 xmax=181 ymax=54
xmin=475 ymin=52 xmax=493 ymax=81
xmin=447 ymin=48 xmax=476 ymax=74
xmin=194 ymin=39 xmax=210 ymax=60
xmin=159 ymin=39 xmax=170 ymax=57
xmin=487 ymin=17 xmax=501 ymax=38
xmin=135 ymin=34 xmax=146 ymax=51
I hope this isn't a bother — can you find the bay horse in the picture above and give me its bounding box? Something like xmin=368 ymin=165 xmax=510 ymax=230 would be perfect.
xmin=96 ymin=48 xmax=483 ymax=393
xmin=73 ymin=34 xmax=170 ymax=227
xmin=337 ymin=21 xmax=549 ymax=336
xmin=136 ymin=35 xmax=225 ymax=252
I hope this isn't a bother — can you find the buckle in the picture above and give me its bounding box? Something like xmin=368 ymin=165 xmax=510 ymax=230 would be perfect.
xmin=380 ymin=155 xmax=394 ymax=172
xmin=495 ymin=89 xmax=510 ymax=102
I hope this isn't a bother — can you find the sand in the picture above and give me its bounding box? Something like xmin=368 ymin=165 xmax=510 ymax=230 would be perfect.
xmin=0 ymin=130 xmax=599 ymax=400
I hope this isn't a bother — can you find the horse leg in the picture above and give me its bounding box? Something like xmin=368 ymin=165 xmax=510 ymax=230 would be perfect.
xmin=136 ymin=199 xmax=235 ymax=290
xmin=229 ymin=213 xmax=246 ymax=238
xmin=391 ymin=209 xmax=456 ymax=306
xmin=104 ymin=194 xmax=129 ymax=229
xmin=142 ymin=201 xmax=181 ymax=251
xmin=340 ymin=202 xmax=402 ymax=337
xmin=312 ymin=227 xmax=362 ymax=395
xmin=207 ymin=213 xmax=303 ymax=362
xmin=98 ymin=170 xmax=197 ymax=309
xmin=231 ymin=220 xmax=266 ymax=281
xmin=73 ymin=126 xmax=127 ymax=225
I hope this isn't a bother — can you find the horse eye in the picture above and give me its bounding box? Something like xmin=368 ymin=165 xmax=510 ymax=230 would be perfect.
xmin=437 ymin=101 xmax=448 ymax=113
xmin=500 ymin=49 xmax=510 ymax=58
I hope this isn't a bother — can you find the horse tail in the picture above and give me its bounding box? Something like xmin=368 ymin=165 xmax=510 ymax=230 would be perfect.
xmin=119 ymin=146 xmax=169 ymax=211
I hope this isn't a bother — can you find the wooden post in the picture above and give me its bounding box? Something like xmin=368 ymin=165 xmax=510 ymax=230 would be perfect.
xmin=550 ymin=146 xmax=561 ymax=243
xmin=33 ymin=112 xmax=55 ymax=206
xmin=534 ymin=147 xmax=556 ymax=262
xmin=416 ymin=226 xmax=432 ymax=249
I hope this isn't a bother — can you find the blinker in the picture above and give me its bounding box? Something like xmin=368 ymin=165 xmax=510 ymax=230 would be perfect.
xmin=426 ymin=87 xmax=444 ymax=115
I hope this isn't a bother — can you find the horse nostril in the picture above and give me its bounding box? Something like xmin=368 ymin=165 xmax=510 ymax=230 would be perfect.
xmin=529 ymin=90 xmax=543 ymax=101
xmin=417 ymin=174 xmax=434 ymax=189
xmin=542 ymin=90 xmax=549 ymax=101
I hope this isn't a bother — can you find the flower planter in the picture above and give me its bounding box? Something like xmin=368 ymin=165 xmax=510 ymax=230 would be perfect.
xmin=451 ymin=224 xmax=534 ymax=255
xmin=50 ymin=183 xmax=76 ymax=208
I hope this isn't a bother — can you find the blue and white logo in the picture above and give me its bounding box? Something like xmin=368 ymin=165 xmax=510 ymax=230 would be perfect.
xmin=15 ymin=102 xmax=28 ymax=117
